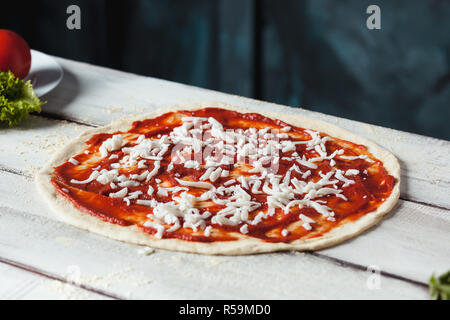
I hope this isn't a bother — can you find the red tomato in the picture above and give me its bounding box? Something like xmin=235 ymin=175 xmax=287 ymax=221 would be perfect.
xmin=0 ymin=30 xmax=31 ymax=79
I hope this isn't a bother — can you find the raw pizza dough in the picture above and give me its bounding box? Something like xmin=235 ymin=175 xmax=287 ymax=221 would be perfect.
xmin=36 ymin=103 xmax=400 ymax=255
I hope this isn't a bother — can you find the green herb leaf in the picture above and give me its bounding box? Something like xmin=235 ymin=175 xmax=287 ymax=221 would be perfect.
xmin=0 ymin=71 xmax=45 ymax=127
xmin=429 ymin=270 xmax=450 ymax=300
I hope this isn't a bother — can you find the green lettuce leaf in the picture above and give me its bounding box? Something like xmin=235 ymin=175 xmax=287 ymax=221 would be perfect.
xmin=0 ymin=71 xmax=45 ymax=126
xmin=429 ymin=270 xmax=450 ymax=300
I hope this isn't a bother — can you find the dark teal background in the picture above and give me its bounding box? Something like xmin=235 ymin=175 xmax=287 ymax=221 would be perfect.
xmin=2 ymin=0 xmax=449 ymax=140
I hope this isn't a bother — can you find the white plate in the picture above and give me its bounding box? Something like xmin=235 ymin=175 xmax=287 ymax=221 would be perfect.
xmin=24 ymin=50 xmax=63 ymax=97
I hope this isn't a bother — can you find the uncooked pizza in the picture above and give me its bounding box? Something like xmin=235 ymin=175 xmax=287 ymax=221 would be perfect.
xmin=37 ymin=104 xmax=400 ymax=255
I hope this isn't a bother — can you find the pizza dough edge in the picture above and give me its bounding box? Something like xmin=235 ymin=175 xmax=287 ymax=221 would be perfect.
xmin=35 ymin=102 xmax=400 ymax=255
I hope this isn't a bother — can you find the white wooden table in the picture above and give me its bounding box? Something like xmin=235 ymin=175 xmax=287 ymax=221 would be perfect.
xmin=0 ymin=55 xmax=449 ymax=300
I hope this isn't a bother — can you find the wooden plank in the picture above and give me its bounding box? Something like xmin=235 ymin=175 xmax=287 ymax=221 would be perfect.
xmin=0 ymin=263 xmax=109 ymax=300
xmin=0 ymin=208 xmax=427 ymax=300
xmin=37 ymin=57 xmax=450 ymax=209
xmin=320 ymin=200 xmax=450 ymax=282
xmin=0 ymin=172 xmax=427 ymax=299
xmin=0 ymin=115 xmax=87 ymax=177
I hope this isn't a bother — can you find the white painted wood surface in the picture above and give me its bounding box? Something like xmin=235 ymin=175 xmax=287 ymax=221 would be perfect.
xmin=0 ymin=54 xmax=448 ymax=299
xmin=0 ymin=263 xmax=108 ymax=300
